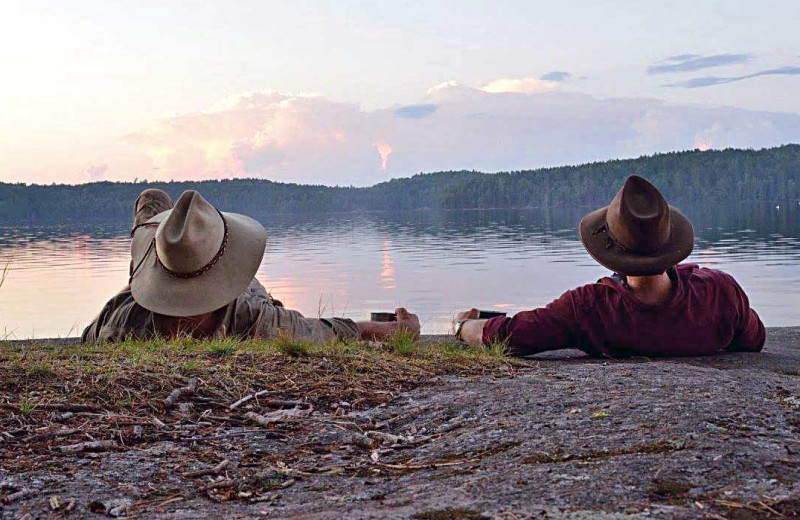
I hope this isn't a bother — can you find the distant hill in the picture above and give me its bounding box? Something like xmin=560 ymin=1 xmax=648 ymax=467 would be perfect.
xmin=2 ymin=145 xmax=800 ymax=222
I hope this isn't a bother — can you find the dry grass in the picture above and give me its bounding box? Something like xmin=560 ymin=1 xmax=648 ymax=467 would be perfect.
xmin=0 ymin=334 xmax=527 ymax=474
xmin=0 ymin=259 xmax=9 ymax=290
xmin=1 ymin=335 xmax=520 ymax=409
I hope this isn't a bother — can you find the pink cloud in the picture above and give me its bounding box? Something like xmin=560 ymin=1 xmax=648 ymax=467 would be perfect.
xmin=123 ymin=80 xmax=800 ymax=186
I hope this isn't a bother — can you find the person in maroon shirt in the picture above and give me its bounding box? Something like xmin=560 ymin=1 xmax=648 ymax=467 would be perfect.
xmin=453 ymin=175 xmax=766 ymax=358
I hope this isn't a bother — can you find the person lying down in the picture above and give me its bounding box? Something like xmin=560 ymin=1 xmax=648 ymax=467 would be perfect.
xmin=453 ymin=176 xmax=765 ymax=358
xmin=82 ymin=189 xmax=420 ymax=343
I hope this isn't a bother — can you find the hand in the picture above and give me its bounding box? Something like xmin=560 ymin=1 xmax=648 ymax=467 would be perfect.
xmin=355 ymin=307 xmax=420 ymax=341
xmin=394 ymin=307 xmax=421 ymax=339
xmin=453 ymin=308 xmax=479 ymax=331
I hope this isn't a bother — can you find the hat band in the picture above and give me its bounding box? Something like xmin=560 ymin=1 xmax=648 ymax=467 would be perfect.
xmin=129 ymin=210 xmax=230 ymax=282
xmin=592 ymin=222 xmax=631 ymax=252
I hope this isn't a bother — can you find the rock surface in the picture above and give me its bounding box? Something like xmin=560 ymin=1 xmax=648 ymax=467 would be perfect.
xmin=4 ymin=329 xmax=800 ymax=519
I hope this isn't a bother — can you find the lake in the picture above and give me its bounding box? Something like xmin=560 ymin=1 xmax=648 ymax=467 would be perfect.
xmin=1 ymin=203 xmax=799 ymax=338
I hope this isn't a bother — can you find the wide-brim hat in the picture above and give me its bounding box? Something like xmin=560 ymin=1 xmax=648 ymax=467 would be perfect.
xmin=579 ymin=175 xmax=694 ymax=276
xmin=130 ymin=190 xmax=267 ymax=316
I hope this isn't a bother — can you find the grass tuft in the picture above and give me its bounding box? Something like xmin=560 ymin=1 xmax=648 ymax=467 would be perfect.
xmin=206 ymin=338 xmax=239 ymax=356
xmin=26 ymin=362 xmax=56 ymax=378
xmin=273 ymin=335 xmax=315 ymax=357
xmin=385 ymin=329 xmax=420 ymax=357
xmin=18 ymin=395 xmax=37 ymax=416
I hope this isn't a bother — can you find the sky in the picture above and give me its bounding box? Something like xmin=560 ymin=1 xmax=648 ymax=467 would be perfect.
xmin=1 ymin=0 xmax=800 ymax=186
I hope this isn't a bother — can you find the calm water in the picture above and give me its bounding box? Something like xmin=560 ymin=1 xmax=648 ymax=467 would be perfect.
xmin=2 ymin=204 xmax=800 ymax=338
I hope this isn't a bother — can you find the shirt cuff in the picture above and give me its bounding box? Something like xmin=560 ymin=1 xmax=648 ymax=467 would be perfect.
xmin=481 ymin=316 xmax=511 ymax=346
xmin=322 ymin=317 xmax=360 ymax=341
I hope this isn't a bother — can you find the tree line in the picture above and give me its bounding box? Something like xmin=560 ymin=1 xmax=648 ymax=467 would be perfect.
xmin=2 ymin=145 xmax=799 ymax=222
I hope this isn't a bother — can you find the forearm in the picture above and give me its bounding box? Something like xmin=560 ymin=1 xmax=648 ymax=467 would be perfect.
xmin=458 ymin=319 xmax=488 ymax=347
xmin=356 ymin=321 xmax=410 ymax=341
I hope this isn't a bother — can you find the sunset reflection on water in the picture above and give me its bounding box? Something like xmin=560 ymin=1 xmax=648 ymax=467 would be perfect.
xmin=2 ymin=206 xmax=800 ymax=338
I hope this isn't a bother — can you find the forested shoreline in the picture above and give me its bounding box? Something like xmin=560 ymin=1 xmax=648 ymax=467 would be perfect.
xmin=2 ymin=145 xmax=800 ymax=222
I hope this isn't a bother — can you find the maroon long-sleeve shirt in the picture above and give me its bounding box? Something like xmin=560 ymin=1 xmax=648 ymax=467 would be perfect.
xmin=483 ymin=264 xmax=765 ymax=358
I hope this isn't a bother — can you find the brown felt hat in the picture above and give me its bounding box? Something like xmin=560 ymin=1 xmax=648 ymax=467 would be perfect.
xmin=130 ymin=190 xmax=266 ymax=316
xmin=579 ymin=175 xmax=694 ymax=276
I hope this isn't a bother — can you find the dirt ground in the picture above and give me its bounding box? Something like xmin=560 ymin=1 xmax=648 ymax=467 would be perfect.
xmin=4 ymin=330 xmax=800 ymax=519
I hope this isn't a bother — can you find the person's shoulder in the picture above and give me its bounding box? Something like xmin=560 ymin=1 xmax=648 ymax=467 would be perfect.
xmin=677 ymin=263 xmax=745 ymax=295
xmin=678 ymin=263 xmax=737 ymax=283
xmin=558 ymin=278 xmax=621 ymax=303
xmin=108 ymin=286 xmax=138 ymax=307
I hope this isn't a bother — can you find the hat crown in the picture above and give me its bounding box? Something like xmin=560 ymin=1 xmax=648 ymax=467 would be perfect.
xmin=155 ymin=191 xmax=225 ymax=274
xmin=606 ymin=176 xmax=671 ymax=253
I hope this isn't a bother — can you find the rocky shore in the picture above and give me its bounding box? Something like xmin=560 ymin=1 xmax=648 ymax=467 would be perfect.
xmin=3 ymin=330 xmax=800 ymax=519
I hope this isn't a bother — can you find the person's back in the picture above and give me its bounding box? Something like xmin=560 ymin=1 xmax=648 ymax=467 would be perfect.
xmin=453 ymin=175 xmax=766 ymax=357
xmin=481 ymin=263 xmax=764 ymax=357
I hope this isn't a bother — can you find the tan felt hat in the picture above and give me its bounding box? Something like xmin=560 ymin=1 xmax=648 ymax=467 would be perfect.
xmin=579 ymin=175 xmax=694 ymax=276
xmin=129 ymin=190 xmax=267 ymax=316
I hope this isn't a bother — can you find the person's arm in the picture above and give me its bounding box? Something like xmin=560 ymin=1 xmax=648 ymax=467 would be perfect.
xmin=355 ymin=308 xmax=421 ymax=341
xmin=451 ymin=309 xmax=487 ymax=347
xmin=81 ymin=286 xmax=138 ymax=343
xmin=253 ymin=304 xmax=419 ymax=343
xmin=453 ymin=290 xmax=582 ymax=356
xmin=725 ymin=276 xmax=766 ymax=352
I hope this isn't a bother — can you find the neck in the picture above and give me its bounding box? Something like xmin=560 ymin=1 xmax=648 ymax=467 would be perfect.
xmin=625 ymin=271 xmax=673 ymax=305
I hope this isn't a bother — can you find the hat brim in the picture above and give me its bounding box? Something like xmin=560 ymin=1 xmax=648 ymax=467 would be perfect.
xmin=579 ymin=206 xmax=694 ymax=276
xmin=130 ymin=211 xmax=267 ymax=316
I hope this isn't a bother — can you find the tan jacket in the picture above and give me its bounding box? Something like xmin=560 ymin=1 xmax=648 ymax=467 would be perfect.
xmin=81 ymin=279 xmax=359 ymax=343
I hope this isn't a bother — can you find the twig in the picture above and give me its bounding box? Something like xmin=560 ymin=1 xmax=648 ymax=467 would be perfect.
xmin=182 ymin=459 xmax=231 ymax=478
xmin=366 ymin=430 xmax=408 ymax=445
xmin=0 ymin=403 xmax=101 ymax=413
xmin=164 ymin=378 xmax=198 ymax=409
xmin=22 ymin=428 xmax=81 ymax=443
xmin=244 ymin=412 xmax=275 ymax=428
xmin=229 ymin=390 xmax=271 ymax=410
xmin=3 ymin=487 xmax=35 ymax=504
xmin=197 ymin=479 xmax=235 ymax=493
xmin=263 ymin=400 xmax=310 ymax=409
xmin=244 ymin=405 xmax=314 ymax=428
xmin=58 ymin=440 xmax=117 ymax=453
xmin=378 ymin=458 xmax=478 ymax=470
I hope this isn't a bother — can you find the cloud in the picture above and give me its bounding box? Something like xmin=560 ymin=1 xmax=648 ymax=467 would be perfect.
xmin=83 ymin=163 xmax=108 ymax=182
xmin=125 ymin=79 xmax=800 ymax=185
xmin=648 ymin=53 xmax=750 ymax=75
xmin=540 ymin=71 xmax=572 ymax=82
xmin=480 ymin=77 xmax=557 ymax=94
xmin=667 ymin=65 xmax=800 ymax=88
xmin=393 ymin=104 xmax=438 ymax=119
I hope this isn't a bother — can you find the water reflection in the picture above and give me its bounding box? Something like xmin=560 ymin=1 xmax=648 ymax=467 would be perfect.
xmin=1 ymin=203 xmax=799 ymax=338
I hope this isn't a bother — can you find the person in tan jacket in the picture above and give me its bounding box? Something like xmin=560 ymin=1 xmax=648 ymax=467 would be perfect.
xmin=83 ymin=189 xmax=419 ymax=343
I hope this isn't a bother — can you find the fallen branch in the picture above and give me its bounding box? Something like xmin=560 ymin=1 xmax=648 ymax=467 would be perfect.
xmin=164 ymin=378 xmax=198 ymax=409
